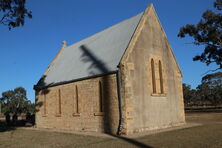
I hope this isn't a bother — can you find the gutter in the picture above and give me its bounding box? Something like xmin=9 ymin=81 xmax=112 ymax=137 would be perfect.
xmin=116 ymin=66 xmax=123 ymax=135
xmin=33 ymin=71 xmax=117 ymax=91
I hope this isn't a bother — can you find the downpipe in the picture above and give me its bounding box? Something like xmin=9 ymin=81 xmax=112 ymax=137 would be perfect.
xmin=116 ymin=68 xmax=123 ymax=135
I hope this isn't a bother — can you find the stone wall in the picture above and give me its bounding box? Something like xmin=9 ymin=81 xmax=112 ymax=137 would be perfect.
xmin=36 ymin=5 xmax=185 ymax=136
xmin=35 ymin=74 xmax=119 ymax=134
xmin=120 ymin=5 xmax=185 ymax=135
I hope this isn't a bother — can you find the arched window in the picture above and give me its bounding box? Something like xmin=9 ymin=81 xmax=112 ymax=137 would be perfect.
xmin=99 ymin=81 xmax=103 ymax=112
xmin=43 ymin=93 xmax=47 ymax=115
xmin=159 ymin=60 xmax=164 ymax=94
xmin=75 ymin=85 xmax=79 ymax=114
xmin=151 ymin=59 xmax=156 ymax=93
xmin=73 ymin=85 xmax=80 ymax=116
xmin=58 ymin=89 xmax=62 ymax=115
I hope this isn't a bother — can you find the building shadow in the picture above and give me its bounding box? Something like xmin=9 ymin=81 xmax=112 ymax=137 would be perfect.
xmin=34 ymin=75 xmax=51 ymax=113
xmin=80 ymin=45 xmax=152 ymax=148
xmin=80 ymin=45 xmax=113 ymax=133
xmin=34 ymin=75 xmax=51 ymax=95
xmin=111 ymin=134 xmax=153 ymax=148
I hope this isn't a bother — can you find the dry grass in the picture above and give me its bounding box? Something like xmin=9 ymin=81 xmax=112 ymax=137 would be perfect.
xmin=0 ymin=113 xmax=222 ymax=148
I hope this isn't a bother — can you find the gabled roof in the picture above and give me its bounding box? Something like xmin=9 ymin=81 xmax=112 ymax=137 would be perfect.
xmin=35 ymin=12 xmax=144 ymax=89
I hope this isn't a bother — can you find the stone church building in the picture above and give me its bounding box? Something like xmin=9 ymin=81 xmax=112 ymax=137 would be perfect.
xmin=34 ymin=4 xmax=185 ymax=135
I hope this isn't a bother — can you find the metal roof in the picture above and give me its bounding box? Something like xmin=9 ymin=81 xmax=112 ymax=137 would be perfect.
xmin=36 ymin=12 xmax=143 ymax=88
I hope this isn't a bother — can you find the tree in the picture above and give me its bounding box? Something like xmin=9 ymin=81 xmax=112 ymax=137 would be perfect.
xmin=178 ymin=0 xmax=222 ymax=70
xmin=183 ymin=83 xmax=198 ymax=106
xmin=0 ymin=97 xmax=2 ymax=113
xmin=183 ymin=72 xmax=222 ymax=107
xmin=0 ymin=87 xmax=34 ymax=114
xmin=0 ymin=0 xmax=32 ymax=29
xmin=196 ymin=72 xmax=222 ymax=106
xmin=202 ymin=71 xmax=222 ymax=86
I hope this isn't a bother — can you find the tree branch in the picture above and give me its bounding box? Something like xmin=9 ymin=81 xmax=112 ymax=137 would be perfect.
xmin=0 ymin=11 xmax=11 ymax=25
xmin=202 ymin=68 xmax=222 ymax=75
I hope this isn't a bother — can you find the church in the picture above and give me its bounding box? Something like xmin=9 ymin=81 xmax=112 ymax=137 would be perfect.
xmin=34 ymin=4 xmax=185 ymax=135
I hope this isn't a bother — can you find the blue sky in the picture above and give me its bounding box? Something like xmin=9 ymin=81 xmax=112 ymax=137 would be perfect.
xmin=0 ymin=0 xmax=217 ymax=102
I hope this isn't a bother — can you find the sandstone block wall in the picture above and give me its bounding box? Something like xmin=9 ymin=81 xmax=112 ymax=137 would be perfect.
xmin=35 ymin=5 xmax=185 ymax=136
xmin=120 ymin=5 xmax=185 ymax=135
xmin=35 ymin=74 xmax=119 ymax=134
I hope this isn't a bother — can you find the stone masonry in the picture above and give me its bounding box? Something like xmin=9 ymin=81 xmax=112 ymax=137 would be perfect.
xmin=36 ymin=74 xmax=120 ymax=134
xmin=35 ymin=4 xmax=185 ymax=136
xmin=119 ymin=5 xmax=185 ymax=135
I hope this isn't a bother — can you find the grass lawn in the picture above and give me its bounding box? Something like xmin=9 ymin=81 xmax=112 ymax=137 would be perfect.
xmin=0 ymin=113 xmax=222 ymax=148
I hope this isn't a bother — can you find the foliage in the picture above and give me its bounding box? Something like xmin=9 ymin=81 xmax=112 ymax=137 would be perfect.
xmin=183 ymin=72 xmax=222 ymax=106
xmin=182 ymin=83 xmax=196 ymax=105
xmin=197 ymin=72 xmax=222 ymax=105
xmin=201 ymin=71 xmax=222 ymax=85
xmin=178 ymin=0 xmax=222 ymax=69
xmin=0 ymin=0 xmax=32 ymax=29
xmin=0 ymin=87 xmax=35 ymax=114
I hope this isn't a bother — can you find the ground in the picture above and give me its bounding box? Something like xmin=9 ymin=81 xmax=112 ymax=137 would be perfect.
xmin=0 ymin=113 xmax=222 ymax=148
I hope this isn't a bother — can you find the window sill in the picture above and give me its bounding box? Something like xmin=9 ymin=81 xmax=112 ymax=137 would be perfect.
xmin=55 ymin=114 xmax=61 ymax=117
xmin=151 ymin=93 xmax=167 ymax=97
xmin=94 ymin=112 xmax=104 ymax=116
xmin=72 ymin=113 xmax=80 ymax=117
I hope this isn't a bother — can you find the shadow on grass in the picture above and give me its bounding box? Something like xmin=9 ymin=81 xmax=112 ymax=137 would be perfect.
xmin=110 ymin=134 xmax=153 ymax=148
xmin=0 ymin=120 xmax=34 ymax=132
xmin=0 ymin=124 xmax=16 ymax=132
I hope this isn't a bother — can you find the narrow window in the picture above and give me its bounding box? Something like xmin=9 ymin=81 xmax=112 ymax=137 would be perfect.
xmin=43 ymin=93 xmax=47 ymax=115
xmin=73 ymin=85 xmax=80 ymax=116
xmin=75 ymin=85 xmax=79 ymax=114
xmin=58 ymin=89 xmax=62 ymax=115
xmin=99 ymin=81 xmax=103 ymax=112
xmin=159 ymin=60 xmax=164 ymax=94
xmin=151 ymin=59 xmax=156 ymax=93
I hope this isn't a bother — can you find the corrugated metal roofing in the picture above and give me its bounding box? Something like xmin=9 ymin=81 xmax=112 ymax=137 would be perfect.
xmin=37 ymin=12 xmax=143 ymax=88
